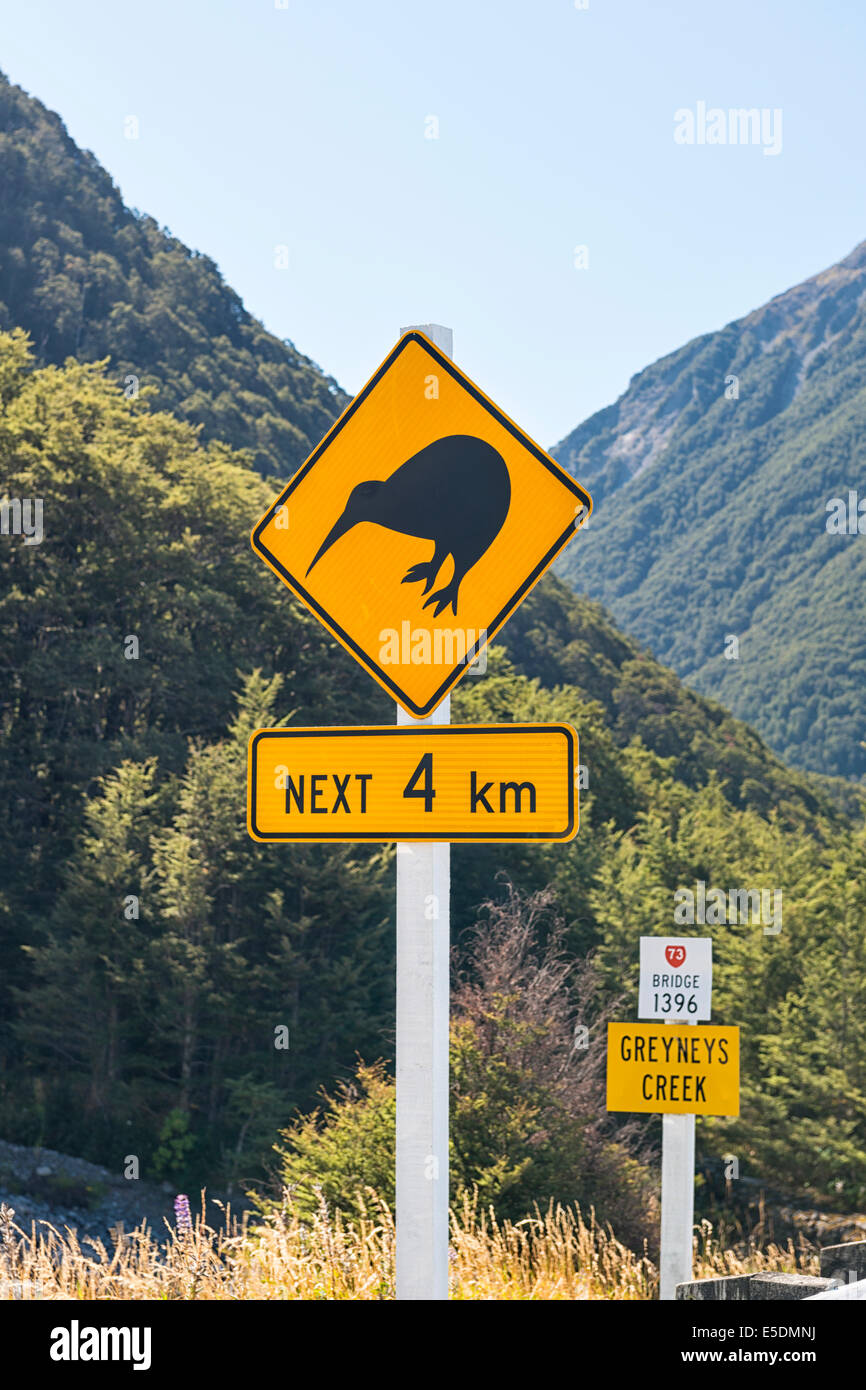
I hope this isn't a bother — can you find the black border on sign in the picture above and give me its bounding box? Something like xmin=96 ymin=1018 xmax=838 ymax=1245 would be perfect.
xmin=249 ymin=724 xmax=576 ymax=842
xmin=251 ymin=332 xmax=592 ymax=718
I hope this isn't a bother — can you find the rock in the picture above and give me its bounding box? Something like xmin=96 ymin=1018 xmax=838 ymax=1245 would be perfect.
xmin=0 ymin=1137 xmax=254 ymax=1251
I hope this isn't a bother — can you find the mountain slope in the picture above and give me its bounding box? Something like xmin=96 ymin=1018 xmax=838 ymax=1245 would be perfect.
xmin=0 ymin=71 xmax=347 ymax=477
xmin=554 ymin=242 xmax=866 ymax=780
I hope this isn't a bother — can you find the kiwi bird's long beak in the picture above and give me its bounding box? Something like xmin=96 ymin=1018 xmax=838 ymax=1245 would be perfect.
xmin=305 ymin=512 xmax=352 ymax=576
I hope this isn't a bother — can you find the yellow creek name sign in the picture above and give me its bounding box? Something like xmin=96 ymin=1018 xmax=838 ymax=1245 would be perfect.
xmin=606 ymin=1022 xmax=740 ymax=1116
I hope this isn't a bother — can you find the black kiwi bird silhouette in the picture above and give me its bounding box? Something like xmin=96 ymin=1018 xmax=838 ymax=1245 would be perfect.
xmin=305 ymin=434 xmax=511 ymax=618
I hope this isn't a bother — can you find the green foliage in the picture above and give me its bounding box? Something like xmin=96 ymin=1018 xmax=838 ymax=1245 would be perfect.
xmin=0 ymin=333 xmax=392 ymax=1180
xmin=267 ymin=1062 xmax=398 ymax=1220
xmin=151 ymin=1109 xmax=196 ymax=1183
xmin=265 ymin=890 xmax=656 ymax=1246
xmin=498 ymin=578 xmax=853 ymax=829
xmin=733 ymin=828 xmax=866 ymax=1205
xmin=586 ymin=774 xmax=866 ymax=1206
xmin=555 ymin=241 xmax=866 ymax=780
xmin=0 ymin=71 xmax=347 ymax=479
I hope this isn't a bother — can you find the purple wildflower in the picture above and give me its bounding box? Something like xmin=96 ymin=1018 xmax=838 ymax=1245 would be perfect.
xmin=174 ymin=1193 xmax=192 ymax=1235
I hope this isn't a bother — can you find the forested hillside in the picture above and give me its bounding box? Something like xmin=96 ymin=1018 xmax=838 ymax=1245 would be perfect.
xmin=1 ymin=332 xmax=864 ymax=1217
xmin=554 ymin=241 xmax=866 ymax=781
xmin=0 ymin=71 xmax=347 ymax=478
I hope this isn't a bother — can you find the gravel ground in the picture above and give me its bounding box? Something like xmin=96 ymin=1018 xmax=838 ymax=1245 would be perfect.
xmin=0 ymin=1138 xmax=254 ymax=1251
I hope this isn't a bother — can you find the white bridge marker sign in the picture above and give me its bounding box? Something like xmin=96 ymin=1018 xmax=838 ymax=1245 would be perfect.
xmin=639 ymin=936 xmax=712 ymax=1021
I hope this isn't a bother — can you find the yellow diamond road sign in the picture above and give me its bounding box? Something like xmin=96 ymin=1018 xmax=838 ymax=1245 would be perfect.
xmin=248 ymin=723 xmax=578 ymax=843
xmin=251 ymin=331 xmax=592 ymax=717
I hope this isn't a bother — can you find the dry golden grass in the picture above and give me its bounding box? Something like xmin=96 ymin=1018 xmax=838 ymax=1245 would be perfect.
xmin=0 ymin=1195 xmax=817 ymax=1301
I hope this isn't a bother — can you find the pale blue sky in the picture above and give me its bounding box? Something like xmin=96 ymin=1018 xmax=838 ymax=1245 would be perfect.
xmin=2 ymin=0 xmax=865 ymax=447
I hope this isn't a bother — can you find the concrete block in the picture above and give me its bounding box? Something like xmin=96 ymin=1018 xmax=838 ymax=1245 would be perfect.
xmin=676 ymin=1274 xmax=753 ymax=1301
xmin=805 ymin=1277 xmax=866 ymax=1300
xmin=819 ymin=1241 xmax=866 ymax=1285
xmin=749 ymin=1273 xmax=836 ymax=1300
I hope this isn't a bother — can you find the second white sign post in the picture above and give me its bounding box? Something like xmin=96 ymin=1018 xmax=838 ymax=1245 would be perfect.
xmin=639 ymin=935 xmax=713 ymax=1301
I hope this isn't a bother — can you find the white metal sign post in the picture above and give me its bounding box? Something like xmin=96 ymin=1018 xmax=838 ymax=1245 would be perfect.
xmin=396 ymin=324 xmax=453 ymax=1301
xmin=660 ymin=1106 xmax=695 ymax=1301
xmin=639 ymin=937 xmax=713 ymax=1301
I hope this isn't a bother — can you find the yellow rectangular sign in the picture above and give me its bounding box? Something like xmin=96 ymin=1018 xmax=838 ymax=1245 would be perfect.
xmin=248 ymin=723 xmax=577 ymax=843
xmin=606 ymin=1023 xmax=740 ymax=1116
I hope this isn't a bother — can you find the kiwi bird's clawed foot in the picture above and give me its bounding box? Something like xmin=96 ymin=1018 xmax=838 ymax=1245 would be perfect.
xmin=422 ymin=584 xmax=459 ymax=618
xmin=401 ymin=562 xmax=438 ymax=595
